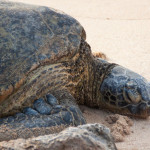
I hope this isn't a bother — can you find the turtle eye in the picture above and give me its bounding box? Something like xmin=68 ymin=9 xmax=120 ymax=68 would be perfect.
xmin=123 ymin=81 xmax=141 ymax=104
xmin=126 ymin=80 xmax=137 ymax=88
xmin=127 ymin=89 xmax=141 ymax=104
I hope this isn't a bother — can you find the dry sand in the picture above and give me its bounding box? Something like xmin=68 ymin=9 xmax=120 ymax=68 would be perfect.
xmin=10 ymin=0 xmax=150 ymax=149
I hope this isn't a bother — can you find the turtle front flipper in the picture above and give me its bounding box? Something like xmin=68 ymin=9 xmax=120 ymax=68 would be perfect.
xmin=0 ymin=91 xmax=86 ymax=141
xmin=99 ymin=62 xmax=150 ymax=118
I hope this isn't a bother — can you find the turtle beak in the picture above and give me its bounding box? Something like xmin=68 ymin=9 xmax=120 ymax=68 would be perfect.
xmin=125 ymin=78 xmax=150 ymax=117
xmin=100 ymin=65 xmax=150 ymax=118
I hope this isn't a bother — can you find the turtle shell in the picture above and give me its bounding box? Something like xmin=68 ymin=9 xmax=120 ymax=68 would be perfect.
xmin=0 ymin=1 xmax=86 ymax=103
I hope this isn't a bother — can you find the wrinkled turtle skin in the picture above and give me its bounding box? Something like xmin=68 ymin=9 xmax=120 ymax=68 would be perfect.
xmin=0 ymin=1 xmax=150 ymax=141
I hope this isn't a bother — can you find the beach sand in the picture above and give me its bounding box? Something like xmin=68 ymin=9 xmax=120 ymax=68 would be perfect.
xmin=9 ymin=0 xmax=150 ymax=149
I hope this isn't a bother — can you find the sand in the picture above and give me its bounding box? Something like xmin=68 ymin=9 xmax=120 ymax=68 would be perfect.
xmin=9 ymin=0 xmax=150 ymax=149
xmin=81 ymin=106 xmax=150 ymax=150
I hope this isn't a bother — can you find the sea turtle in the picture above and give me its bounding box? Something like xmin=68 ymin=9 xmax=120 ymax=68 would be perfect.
xmin=0 ymin=1 xmax=150 ymax=141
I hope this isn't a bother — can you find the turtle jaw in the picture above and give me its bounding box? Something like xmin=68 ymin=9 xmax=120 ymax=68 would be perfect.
xmin=127 ymin=102 xmax=150 ymax=118
xmin=100 ymin=65 xmax=150 ymax=118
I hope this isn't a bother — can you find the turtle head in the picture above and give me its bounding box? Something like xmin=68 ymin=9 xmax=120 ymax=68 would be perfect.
xmin=100 ymin=65 xmax=150 ymax=118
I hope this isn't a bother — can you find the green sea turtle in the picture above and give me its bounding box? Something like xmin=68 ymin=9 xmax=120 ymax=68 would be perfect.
xmin=0 ymin=1 xmax=150 ymax=141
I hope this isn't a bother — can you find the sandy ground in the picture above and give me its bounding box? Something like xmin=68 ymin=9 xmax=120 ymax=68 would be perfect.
xmin=10 ymin=0 xmax=150 ymax=149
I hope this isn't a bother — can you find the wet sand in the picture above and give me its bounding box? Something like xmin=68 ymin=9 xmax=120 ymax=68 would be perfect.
xmin=10 ymin=0 xmax=150 ymax=149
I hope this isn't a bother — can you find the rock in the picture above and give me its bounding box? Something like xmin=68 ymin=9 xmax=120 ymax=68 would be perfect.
xmin=0 ymin=123 xmax=117 ymax=150
xmin=105 ymin=114 xmax=133 ymax=142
